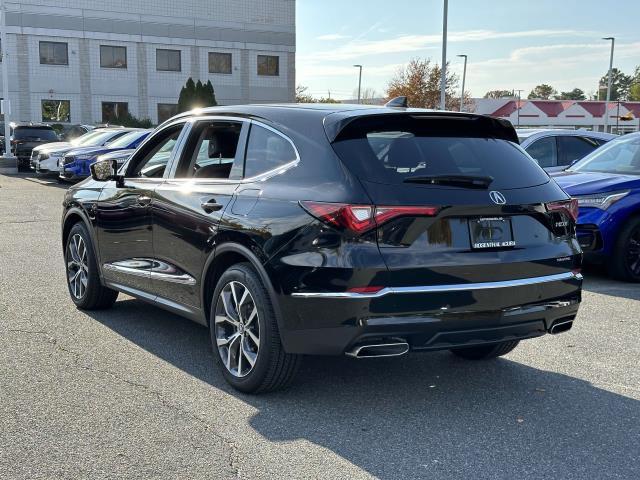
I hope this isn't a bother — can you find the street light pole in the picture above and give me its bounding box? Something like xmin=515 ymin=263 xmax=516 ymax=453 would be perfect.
xmin=515 ymin=89 xmax=524 ymax=127
xmin=603 ymin=37 xmax=615 ymax=133
xmin=0 ymin=0 xmax=17 ymax=173
xmin=440 ymin=0 xmax=448 ymax=110
xmin=353 ymin=64 xmax=362 ymax=104
xmin=457 ymin=54 xmax=467 ymax=112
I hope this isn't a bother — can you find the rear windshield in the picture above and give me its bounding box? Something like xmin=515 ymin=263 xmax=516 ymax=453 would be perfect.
xmin=13 ymin=127 xmax=58 ymax=141
xmin=332 ymin=117 xmax=549 ymax=189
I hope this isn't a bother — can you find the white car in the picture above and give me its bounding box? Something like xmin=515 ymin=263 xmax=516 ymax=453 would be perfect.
xmin=30 ymin=128 xmax=128 ymax=175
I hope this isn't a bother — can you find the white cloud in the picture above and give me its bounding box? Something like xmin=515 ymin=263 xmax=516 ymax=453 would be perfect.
xmin=316 ymin=33 xmax=351 ymax=41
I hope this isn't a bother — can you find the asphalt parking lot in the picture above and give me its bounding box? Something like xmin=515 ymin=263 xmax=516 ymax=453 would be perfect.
xmin=1 ymin=173 xmax=639 ymax=479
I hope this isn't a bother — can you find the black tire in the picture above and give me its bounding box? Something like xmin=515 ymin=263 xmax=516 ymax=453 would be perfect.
xmin=450 ymin=340 xmax=520 ymax=360
xmin=209 ymin=263 xmax=301 ymax=393
xmin=65 ymin=222 xmax=119 ymax=310
xmin=608 ymin=217 xmax=640 ymax=282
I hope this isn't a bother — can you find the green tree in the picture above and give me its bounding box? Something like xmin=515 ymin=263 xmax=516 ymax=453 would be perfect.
xmin=178 ymin=77 xmax=196 ymax=113
xmin=597 ymin=68 xmax=633 ymax=101
xmin=386 ymin=58 xmax=459 ymax=109
xmin=483 ymin=89 xmax=513 ymax=99
xmin=557 ymin=88 xmax=586 ymax=100
xmin=177 ymin=77 xmax=217 ymax=113
xmin=528 ymin=84 xmax=557 ymax=100
xmin=629 ymin=66 xmax=640 ymax=101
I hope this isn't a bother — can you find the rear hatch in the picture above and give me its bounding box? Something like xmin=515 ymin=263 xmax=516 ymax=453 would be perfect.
xmin=329 ymin=113 xmax=580 ymax=288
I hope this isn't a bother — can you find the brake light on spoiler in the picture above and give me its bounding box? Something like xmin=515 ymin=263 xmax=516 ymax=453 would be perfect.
xmin=300 ymin=201 xmax=440 ymax=234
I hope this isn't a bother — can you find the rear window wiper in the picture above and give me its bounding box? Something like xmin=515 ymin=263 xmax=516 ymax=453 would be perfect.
xmin=403 ymin=174 xmax=494 ymax=189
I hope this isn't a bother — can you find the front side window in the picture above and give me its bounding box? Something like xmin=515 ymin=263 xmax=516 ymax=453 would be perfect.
xmin=244 ymin=125 xmax=296 ymax=178
xmin=257 ymin=55 xmax=279 ymax=76
xmin=572 ymin=136 xmax=640 ymax=175
xmin=526 ymin=137 xmax=557 ymax=168
xmin=128 ymin=125 xmax=184 ymax=178
xmin=209 ymin=52 xmax=232 ymax=74
xmin=100 ymin=45 xmax=127 ymax=68
xmin=157 ymin=49 xmax=181 ymax=72
xmin=39 ymin=41 xmax=68 ymax=65
xmin=41 ymin=99 xmax=70 ymax=123
xmin=175 ymin=121 xmax=244 ymax=179
xmin=102 ymin=102 xmax=129 ymax=123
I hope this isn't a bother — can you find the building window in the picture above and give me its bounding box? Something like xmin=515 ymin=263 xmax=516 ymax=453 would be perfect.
xmin=102 ymin=102 xmax=129 ymax=123
xmin=257 ymin=55 xmax=279 ymax=76
xmin=156 ymin=49 xmax=181 ymax=72
xmin=157 ymin=103 xmax=179 ymax=123
xmin=209 ymin=52 xmax=232 ymax=74
xmin=41 ymin=100 xmax=71 ymax=123
xmin=100 ymin=45 xmax=127 ymax=69
xmin=39 ymin=41 xmax=68 ymax=65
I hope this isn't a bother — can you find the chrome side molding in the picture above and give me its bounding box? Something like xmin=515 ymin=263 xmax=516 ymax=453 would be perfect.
xmin=103 ymin=261 xmax=196 ymax=286
xmin=291 ymin=271 xmax=583 ymax=299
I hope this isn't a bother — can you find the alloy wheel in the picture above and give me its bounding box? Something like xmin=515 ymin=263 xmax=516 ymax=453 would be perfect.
xmin=67 ymin=233 xmax=88 ymax=299
xmin=214 ymin=281 xmax=260 ymax=377
xmin=626 ymin=227 xmax=640 ymax=277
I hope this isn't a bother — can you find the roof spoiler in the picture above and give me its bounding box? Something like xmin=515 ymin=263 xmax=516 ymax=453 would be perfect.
xmin=385 ymin=96 xmax=408 ymax=108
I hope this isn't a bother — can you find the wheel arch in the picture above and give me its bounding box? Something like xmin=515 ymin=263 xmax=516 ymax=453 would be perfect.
xmin=62 ymin=208 xmax=103 ymax=278
xmin=201 ymin=242 xmax=283 ymax=330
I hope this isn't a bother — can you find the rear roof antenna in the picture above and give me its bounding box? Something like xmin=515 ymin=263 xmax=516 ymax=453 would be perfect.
xmin=385 ymin=96 xmax=408 ymax=108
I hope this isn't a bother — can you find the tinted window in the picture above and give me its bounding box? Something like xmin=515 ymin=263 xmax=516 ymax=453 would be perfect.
xmin=332 ymin=117 xmax=548 ymax=189
xmin=102 ymin=102 xmax=129 ymax=123
xmin=572 ymin=136 xmax=640 ymax=175
xmin=100 ymin=45 xmax=127 ymax=68
xmin=129 ymin=126 xmax=183 ymax=178
xmin=87 ymin=130 xmax=127 ymax=146
xmin=257 ymin=55 xmax=279 ymax=76
xmin=209 ymin=52 xmax=232 ymax=74
xmin=13 ymin=127 xmax=58 ymax=141
xmin=175 ymin=121 xmax=243 ymax=179
xmin=244 ymin=125 xmax=296 ymax=178
xmin=39 ymin=41 xmax=68 ymax=65
xmin=557 ymin=136 xmax=598 ymax=165
xmin=525 ymin=137 xmax=557 ymax=168
xmin=157 ymin=49 xmax=181 ymax=72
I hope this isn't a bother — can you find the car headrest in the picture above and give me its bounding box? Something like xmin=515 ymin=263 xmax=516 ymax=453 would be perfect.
xmin=208 ymin=131 xmax=238 ymax=159
xmin=387 ymin=137 xmax=422 ymax=169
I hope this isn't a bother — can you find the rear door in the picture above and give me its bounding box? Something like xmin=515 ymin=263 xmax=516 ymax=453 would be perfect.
xmin=525 ymin=136 xmax=558 ymax=168
xmin=330 ymin=115 xmax=580 ymax=290
xmin=557 ymin=135 xmax=600 ymax=167
xmin=152 ymin=118 xmax=248 ymax=309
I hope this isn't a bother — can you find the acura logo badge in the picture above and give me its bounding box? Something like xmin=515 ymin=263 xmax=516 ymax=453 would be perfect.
xmin=489 ymin=191 xmax=506 ymax=205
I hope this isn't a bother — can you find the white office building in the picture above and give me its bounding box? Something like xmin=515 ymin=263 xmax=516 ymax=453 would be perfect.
xmin=0 ymin=0 xmax=295 ymax=125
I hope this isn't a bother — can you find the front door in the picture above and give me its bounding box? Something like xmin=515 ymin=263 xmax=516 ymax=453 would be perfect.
xmin=96 ymin=122 xmax=186 ymax=295
xmin=152 ymin=118 xmax=249 ymax=309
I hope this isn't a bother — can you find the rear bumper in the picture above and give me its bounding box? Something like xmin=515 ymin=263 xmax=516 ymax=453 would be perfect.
xmin=278 ymin=272 xmax=582 ymax=355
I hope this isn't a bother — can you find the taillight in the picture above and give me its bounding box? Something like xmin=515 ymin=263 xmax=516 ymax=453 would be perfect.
xmin=546 ymin=198 xmax=579 ymax=222
xmin=300 ymin=201 xmax=440 ymax=234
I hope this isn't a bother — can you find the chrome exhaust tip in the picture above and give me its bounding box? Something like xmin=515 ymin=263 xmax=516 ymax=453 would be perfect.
xmin=549 ymin=319 xmax=573 ymax=335
xmin=346 ymin=340 xmax=409 ymax=358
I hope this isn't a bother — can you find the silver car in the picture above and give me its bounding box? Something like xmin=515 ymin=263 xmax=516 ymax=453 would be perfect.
xmin=517 ymin=129 xmax=616 ymax=172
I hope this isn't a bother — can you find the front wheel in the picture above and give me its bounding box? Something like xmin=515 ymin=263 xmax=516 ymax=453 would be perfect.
xmin=608 ymin=217 xmax=640 ymax=282
xmin=450 ymin=340 xmax=520 ymax=360
xmin=210 ymin=263 xmax=301 ymax=393
xmin=65 ymin=223 xmax=119 ymax=309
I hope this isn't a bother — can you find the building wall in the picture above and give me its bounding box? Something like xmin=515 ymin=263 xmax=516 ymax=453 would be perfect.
xmin=1 ymin=0 xmax=295 ymax=124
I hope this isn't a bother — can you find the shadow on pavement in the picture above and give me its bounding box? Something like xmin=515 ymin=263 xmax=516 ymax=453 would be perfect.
xmin=87 ymin=298 xmax=640 ymax=479
xmin=581 ymin=264 xmax=640 ymax=301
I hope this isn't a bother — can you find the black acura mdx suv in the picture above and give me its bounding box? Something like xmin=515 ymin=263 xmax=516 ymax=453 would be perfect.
xmin=62 ymin=104 xmax=583 ymax=393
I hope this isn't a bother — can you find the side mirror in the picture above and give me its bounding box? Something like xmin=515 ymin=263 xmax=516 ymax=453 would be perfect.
xmin=90 ymin=159 xmax=118 ymax=182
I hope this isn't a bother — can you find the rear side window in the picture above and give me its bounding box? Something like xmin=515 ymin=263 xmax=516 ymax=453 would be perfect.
xmin=526 ymin=137 xmax=557 ymax=168
xmin=244 ymin=124 xmax=297 ymax=178
xmin=332 ymin=117 xmax=549 ymax=189
xmin=13 ymin=127 xmax=59 ymax=141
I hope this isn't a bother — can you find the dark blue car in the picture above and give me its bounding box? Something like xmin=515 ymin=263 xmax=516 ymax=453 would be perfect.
xmin=60 ymin=129 xmax=151 ymax=181
xmin=552 ymin=132 xmax=640 ymax=281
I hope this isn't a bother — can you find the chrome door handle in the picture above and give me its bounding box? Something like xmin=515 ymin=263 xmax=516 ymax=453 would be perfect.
xmin=201 ymin=200 xmax=223 ymax=213
xmin=137 ymin=195 xmax=152 ymax=206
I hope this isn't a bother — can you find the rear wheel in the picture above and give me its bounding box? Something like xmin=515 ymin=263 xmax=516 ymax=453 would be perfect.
xmin=210 ymin=263 xmax=301 ymax=393
xmin=65 ymin=223 xmax=119 ymax=309
xmin=608 ymin=217 xmax=640 ymax=282
xmin=450 ymin=340 xmax=519 ymax=360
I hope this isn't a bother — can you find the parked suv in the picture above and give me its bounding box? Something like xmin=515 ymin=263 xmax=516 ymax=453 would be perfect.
xmin=61 ymin=105 xmax=583 ymax=393
xmin=9 ymin=123 xmax=60 ymax=170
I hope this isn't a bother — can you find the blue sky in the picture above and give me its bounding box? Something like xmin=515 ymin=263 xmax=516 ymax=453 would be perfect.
xmin=296 ymin=0 xmax=640 ymax=100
